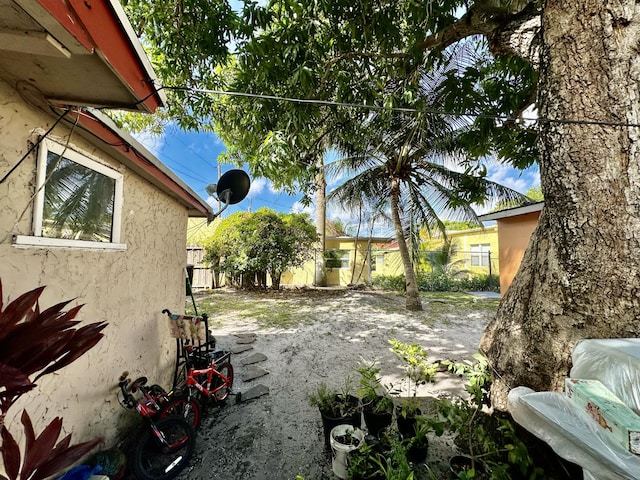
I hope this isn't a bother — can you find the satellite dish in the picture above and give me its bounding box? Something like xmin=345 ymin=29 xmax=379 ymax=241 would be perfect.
xmin=205 ymin=169 xmax=251 ymax=222
xmin=216 ymin=169 xmax=251 ymax=205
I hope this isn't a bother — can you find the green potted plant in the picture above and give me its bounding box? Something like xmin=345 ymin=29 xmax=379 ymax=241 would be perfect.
xmin=388 ymin=340 xmax=437 ymax=437
xmin=357 ymin=361 xmax=393 ymax=437
xmin=403 ymin=416 xmax=430 ymax=464
xmin=309 ymin=379 xmax=360 ymax=449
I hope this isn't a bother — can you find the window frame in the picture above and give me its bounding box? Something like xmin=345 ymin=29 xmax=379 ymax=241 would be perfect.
xmin=326 ymin=249 xmax=350 ymax=269
xmin=470 ymin=243 xmax=491 ymax=267
xmin=17 ymin=139 xmax=126 ymax=250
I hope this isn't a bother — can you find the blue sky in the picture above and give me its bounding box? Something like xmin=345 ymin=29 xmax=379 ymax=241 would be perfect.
xmin=137 ymin=128 xmax=540 ymax=229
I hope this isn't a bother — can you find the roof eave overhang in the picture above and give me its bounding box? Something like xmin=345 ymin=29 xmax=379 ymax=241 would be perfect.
xmin=478 ymin=202 xmax=545 ymax=222
xmin=16 ymin=0 xmax=166 ymax=112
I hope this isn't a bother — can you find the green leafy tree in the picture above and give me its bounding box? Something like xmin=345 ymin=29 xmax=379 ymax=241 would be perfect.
xmin=204 ymin=209 xmax=317 ymax=289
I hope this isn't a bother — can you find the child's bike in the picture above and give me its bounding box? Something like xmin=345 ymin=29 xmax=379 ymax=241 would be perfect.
xmin=162 ymin=309 xmax=238 ymax=428
xmin=117 ymin=372 xmax=196 ymax=480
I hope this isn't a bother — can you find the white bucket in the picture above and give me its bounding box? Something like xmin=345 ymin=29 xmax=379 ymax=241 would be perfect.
xmin=329 ymin=424 xmax=365 ymax=479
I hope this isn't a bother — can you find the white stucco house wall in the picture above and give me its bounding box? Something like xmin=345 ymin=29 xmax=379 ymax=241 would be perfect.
xmin=0 ymin=0 xmax=213 ymax=447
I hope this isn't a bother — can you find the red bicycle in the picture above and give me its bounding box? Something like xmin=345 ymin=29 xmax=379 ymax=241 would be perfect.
xmin=117 ymin=372 xmax=196 ymax=480
xmin=162 ymin=309 xmax=238 ymax=430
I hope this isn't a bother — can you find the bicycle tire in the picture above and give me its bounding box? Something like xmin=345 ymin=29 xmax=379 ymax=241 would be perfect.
xmin=131 ymin=417 xmax=196 ymax=480
xmin=213 ymin=362 xmax=234 ymax=402
xmin=160 ymin=395 xmax=202 ymax=430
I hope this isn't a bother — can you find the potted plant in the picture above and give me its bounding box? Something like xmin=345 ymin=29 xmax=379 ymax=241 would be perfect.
xmin=309 ymin=379 xmax=361 ymax=449
xmin=357 ymin=361 xmax=393 ymax=437
xmin=347 ymin=442 xmax=385 ymax=480
xmin=388 ymin=339 xmax=437 ymax=437
xmin=329 ymin=424 xmax=365 ymax=479
xmin=403 ymin=416 xmax=430 ymax=464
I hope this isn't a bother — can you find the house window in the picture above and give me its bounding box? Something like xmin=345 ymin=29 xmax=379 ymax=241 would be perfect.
xmin=32 ymin=139 xmax=123 ymax=244
xmin=326 ymin=249 xmax=350 ymax=269
xmin=470 ymin=244 xmax=491 ymax=267
xmin=371 ymin=253 xmax=384 ymax=272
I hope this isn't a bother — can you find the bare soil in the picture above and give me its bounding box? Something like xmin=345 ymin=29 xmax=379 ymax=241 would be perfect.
xmin=174 ymin=287 xmax=499 ymax=480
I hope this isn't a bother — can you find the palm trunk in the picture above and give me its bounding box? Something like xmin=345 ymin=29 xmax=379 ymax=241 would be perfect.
xmin=481 ymin=0 xmax=640 ymax=409
xmin=390 ymin=178 xmax=422 ymax=311
xmin=314 ymin=155 xmax=327 ymax=286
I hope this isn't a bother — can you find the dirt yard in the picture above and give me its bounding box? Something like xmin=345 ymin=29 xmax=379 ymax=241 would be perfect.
xmin=174 ymin=288 xmax=500 ymax=480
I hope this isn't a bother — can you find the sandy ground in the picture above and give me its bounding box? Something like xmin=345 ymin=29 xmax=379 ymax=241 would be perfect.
xmin=173 ymin=288 xmax=498 ymax=480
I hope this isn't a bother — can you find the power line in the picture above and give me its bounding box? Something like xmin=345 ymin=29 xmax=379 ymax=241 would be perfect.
xmin=161 ymin=85 xmax=640 ymax=129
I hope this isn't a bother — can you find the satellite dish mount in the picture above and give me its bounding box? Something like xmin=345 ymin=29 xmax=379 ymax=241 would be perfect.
xmin=206 ymin=169 xmax=251 ymax=222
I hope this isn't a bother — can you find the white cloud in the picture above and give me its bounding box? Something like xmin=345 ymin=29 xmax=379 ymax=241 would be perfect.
xmin=132 ymin=130 xmax=166 ymax=156
xmin=247 ymin=177 xmax=268 ymax=198
xmin=291 ymin=201 xmax=315 ymax=216
xmin=485 ymin=160 xmax=540 ymax=194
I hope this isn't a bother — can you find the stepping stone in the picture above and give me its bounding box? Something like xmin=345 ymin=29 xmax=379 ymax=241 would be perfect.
xmin=242 ymin=365 xmax=269 ymax=381
xmin=237 ymin=384 xmax=270 ymax=403
xmin=241 ymin=353 xmax=267 ymax=365
xmin=230 ymin=344 xmax=254 ymax=354
xmin=235 ymin=333 xmax=257 ymax=344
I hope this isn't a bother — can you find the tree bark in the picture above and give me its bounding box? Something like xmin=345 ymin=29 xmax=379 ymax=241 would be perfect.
xmin=314 ymin=155 xmax=327 ymax=287
xmin=390 ymin=178 xmax=422 ymax=311
xmin=481 ymin=0 xmax=640 ymax=409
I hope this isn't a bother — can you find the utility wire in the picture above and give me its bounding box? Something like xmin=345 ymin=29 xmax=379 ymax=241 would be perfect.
xmin=0 ymin=108 xmax=70 ymax=184
xmin=162 ymin=85 xmax=640 ymax=129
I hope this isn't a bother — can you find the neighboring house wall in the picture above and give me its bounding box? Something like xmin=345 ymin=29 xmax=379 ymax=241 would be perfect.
xmin=495 ymin=212 xmax=540 ymax=294
xmin=0 ymin=78 xmax=190 ymax=445
xmin=282 ymin=237 xmax=384 ymax=286
xmin=447 ymin=226 xmax=499 ymax=276
xmin=371 ymin=249 xmax=403 ymax=277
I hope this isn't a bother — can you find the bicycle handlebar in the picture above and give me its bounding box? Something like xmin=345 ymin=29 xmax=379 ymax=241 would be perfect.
xmin=118 ymin=372 xmax=137 ymax=409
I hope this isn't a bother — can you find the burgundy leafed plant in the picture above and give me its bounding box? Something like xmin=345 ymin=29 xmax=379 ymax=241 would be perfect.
xmin=0 ymin=279 xmax=107 ymax=480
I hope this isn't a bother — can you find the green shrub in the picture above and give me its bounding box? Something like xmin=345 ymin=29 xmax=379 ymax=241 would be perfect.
xmin=374 ymin=273 xmax=499 ymax=293
xmin=372 ymin=274 xmax=406 ymax=292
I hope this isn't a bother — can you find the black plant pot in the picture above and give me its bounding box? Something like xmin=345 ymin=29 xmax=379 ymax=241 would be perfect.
xmin=407 ymin=439 xmax=429 ymax=464
xmin=320 ymin=395 xmax=361 ymax=449
xmin=363 ymin=408 xmax=392 ymax=438
xmin=396 ymin=407 xmax=422 ymax=438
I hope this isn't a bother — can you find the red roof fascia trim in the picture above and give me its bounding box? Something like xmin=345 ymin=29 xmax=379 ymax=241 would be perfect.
xmin=73 ymin=110 xmax=208 ymax=215
xmin=34 ymin=0 xmax=94 ymax=52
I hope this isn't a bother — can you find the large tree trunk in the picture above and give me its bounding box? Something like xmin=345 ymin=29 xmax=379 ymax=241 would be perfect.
xmin=314 ymin=155 xmax=327 ymax=287
xmin=481 ymin=0 xmax=640 ymax=410
xmin=390 ymin=178 xmax=422 ymax=311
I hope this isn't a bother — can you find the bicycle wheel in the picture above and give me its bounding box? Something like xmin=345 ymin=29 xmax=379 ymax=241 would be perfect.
xmin=160 ymin=395 xmax=202 ymax=430
xmin=131 ymin=417 xmax=196 ymax=480
xmin=213 ymin=362 xmax=234 ymax=402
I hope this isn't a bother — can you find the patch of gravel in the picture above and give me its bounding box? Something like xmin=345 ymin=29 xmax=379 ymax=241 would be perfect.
xmin=174 ymin=289 xmax=496 ymax=480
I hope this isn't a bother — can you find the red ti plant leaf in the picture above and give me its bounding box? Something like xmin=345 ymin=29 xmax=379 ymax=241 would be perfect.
xmin=31 ymin=435 xmax=103 ymax=480
xmin=0 ymin=287 xmax=44 ymax=343
xmin=0 ymin=281 xmax=107 ymax=479
xmin=2 ymin=412 xmax=102 ymax=480
xmin=1 ymin=425 xmax=21 ymax=480
xmin=0 ymin=363 xmax=33 ymax=393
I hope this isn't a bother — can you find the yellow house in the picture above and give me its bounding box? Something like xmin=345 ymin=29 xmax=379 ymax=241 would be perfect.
xmin=369 ymin=226 xmax=500 ymax=279
xmin=446 ymin=225 xmax=499 ymax=277
xmin=281 ymin=236 xmax=393 ymax=286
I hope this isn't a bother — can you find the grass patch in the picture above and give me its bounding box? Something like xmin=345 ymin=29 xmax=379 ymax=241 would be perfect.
xmin=184 ymin=289 xmax=500 ymax=330
xmin=186 ymin=290 xmax=316 ymax=328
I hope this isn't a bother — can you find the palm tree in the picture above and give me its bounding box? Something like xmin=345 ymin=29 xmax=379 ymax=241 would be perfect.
xmin=327 ymin=72 xmax=525 ymax=310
